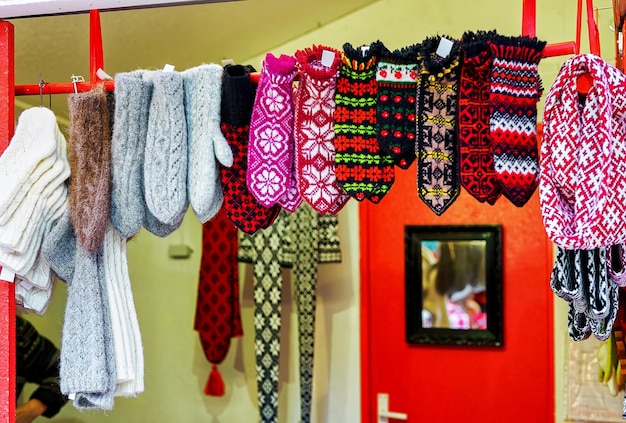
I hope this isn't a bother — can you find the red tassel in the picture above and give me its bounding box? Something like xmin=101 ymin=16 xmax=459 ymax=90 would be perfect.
xmin=204 ymin=365 xmax=225 ymax=396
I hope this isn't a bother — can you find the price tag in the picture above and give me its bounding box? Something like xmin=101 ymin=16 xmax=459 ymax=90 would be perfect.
xmin=221 ymin=59 xmax=235 ymax=66
xmin=436 ymin=37 xmax=454 ymax=58
xmin=321 ymin=50 xmax=336 ymax=68
xmin=0 ymin=267 xmax=15 ymax=283
xmin=162 ymin=64 xmax=175 ymax=72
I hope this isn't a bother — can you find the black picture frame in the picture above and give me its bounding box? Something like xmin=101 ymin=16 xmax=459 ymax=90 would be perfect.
xmin=405 ymin=224 xmax=503 ymax=347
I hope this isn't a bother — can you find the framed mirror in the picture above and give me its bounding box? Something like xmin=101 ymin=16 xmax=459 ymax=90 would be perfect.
xmin=405 ymin=224 xmax=503 ymax=346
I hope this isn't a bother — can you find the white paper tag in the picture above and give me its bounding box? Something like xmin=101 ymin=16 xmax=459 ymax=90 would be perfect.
xmin=0 ymin=268 xmax=15 ymax=283
xmin=436 ymin=37 xmax=454 ymax=58
xmin=69 ymin=393 xmax=76 ymax=401
xmin=96 ymin=68 xmax=113 ymax=80
xmin=360 ymin=45 xmax=370 ymax=56
xmin=321 ymin=50 xmax=336 ymax=68
xmin=19 ymin=279 xmax=33 ymax=291
xmin=162 ymin=64 xmax=175 ymax=72
xmin=221 ymin=58 xmax=235 ymax=66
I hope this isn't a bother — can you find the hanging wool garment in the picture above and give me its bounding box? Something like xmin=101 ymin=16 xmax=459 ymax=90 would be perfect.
xmin=247 ymin=53 xmax=298 ymax=208
xmin=317 ymin=214 xmax=342 ymax=263
xmin=540 ymin=54 xmax=626 ymax=250
xmin=293 ymin=45 xmax=351 ymax=215
xmin=374 ymin=42 xmax=420 ymax=169
xmin=488 ymin=35 xmax=546 ymax=207
xmin=458 ymin=30 xmax=503 ymax=205
xmin=334 ymin=42 xmax=395 ymax=204
xmin=415 ymin=36 xmax=462 ymax=216
xmin=220 ymin=64 xmax=280 ymax=234
xmin=68 ymin=86 xmax=111 ymax=252
xmin=195 ymin=207 xmax=243 ymax=396
xmin=144 ymin=70 xmax=189 ymax=227
xmin=183 ymin=64 xmax=233 ymax=223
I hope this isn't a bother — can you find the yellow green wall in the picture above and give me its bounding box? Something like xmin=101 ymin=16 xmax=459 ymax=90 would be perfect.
xmin=23 ymin=0 xmax=618 ymax=422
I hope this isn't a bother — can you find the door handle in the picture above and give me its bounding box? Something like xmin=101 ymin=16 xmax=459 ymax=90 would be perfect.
xmin=377 ymin=393 xmax=408 ymax=422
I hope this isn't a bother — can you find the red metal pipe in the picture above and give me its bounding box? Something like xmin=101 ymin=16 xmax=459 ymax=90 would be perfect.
xmin=587 ymin=0 xmax=601 ymax=55
xmin=522 ymin=0 xmax=537 ymax=37
xmin=90 ymin=9 xmax=104 ymax=85
xmin=0 ymin=18 xmax=17 ymax=423
xmin=15 ymin=80 xmax=114 ymax=96
xmin=542 ymin=41 xmax=577 ymax=57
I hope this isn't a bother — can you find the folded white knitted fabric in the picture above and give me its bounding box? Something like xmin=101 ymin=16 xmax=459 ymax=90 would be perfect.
xmin=0 ymin=107 xmax=59 ymax=218
xmin=15 ymin=275 xmax=54 ymax=315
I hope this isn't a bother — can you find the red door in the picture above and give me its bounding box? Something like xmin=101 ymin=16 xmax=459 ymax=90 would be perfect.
xmin=359 ymin=164 xmax=554 ymax=423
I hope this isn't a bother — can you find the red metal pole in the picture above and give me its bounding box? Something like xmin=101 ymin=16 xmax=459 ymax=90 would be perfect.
xmin=90 ymin=9 xmax=104 ymax=85
xmin=0 ymin=19 xmax=16 ymax=423
xmin=522 ymin=0 xmax=537 ymax=37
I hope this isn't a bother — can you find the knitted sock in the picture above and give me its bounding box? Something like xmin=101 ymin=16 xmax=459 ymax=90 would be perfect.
xmin=68 ymin=86 xmax=111 ymax=252
xmin=458 ymin=30 xmax=503 ymax=205
xmin=317 ymin=214 xmax=342 ymax=263
xmin=247 ymin=53 xmax=298 ymax=208
xmin=415 ymin=36 xmax=462 ymax=215
xmin=42 ymin=209 xmax=76 ymax=284
xmin=334 ymin=42 xmax=395 ymax=204
xmin=0 ymin=107 xmax=58 ymax=219
xmin=488 ymin=35 xmax=546 ymax=207
xmin=144 ymin=70 xmax=189 ymax=226
xmin=183 ymin=64 xmax=233 ymax=223
xmin=110 ymin=71 xmax=151 ymax=238
xmin=220 ymin=64 xmax=280 ymax=234
xmin=375 ymin=42 xmax=420 ymax=169
xmin=195 ymin=207 xmax=242 ymax=396
xmin=293 ymin=45 xmax=350 ymax=214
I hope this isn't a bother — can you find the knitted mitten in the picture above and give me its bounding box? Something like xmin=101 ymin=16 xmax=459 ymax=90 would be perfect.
xmin=110 ymin=71 xmax=152 ymax=238
xmin=183 ymin=64 xmax=233 ymax=223
xmin=375 ymin=42 xmax=420 ymax=169
xmin=247 ymin=53 xmax=298 ymax=208
xmin=220 ymin=64 xmax=280 ymax=234
xmin=195 ymin=207 xmax=243 ymax=396
xmin=488 ymin=35 xmax=546 ymax=207
xmin=144 ymin=70 xmax=189 ymax=226
xmin=68 ymin=86 xmax=111 ymax=252
xmin=334 ymin=42 xmax=395 ymax=204
xmin=458 ymin=30 xmax=503 ymax=205
xmin=293 ymin=45 xmax=350 ymax=214
xmin=415 ymin=36 xmax=462 ymax=215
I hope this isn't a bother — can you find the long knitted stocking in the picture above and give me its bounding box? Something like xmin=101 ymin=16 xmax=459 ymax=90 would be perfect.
xmin=294 ymin=45 xmax=350 ymax=214
xmin=67 ymin=86 xmax=111 ymax=252
xmin=375 ymin=42 xmax=420 ymax=169
xmin=195 ymin=207 xmax=242 ymax=396
xmin=334 ymin=42 xmax=395 ymax=204
xmin=488 ymin=35 xmax=546 ymax=207
xmin=292 ymin=204 xmax=319 ymax=423
xmin=247 ymin=53 xmax=298 ymax=208
xmin=458 ymin=30 xmax=503 ymax=205
xmin=220 ymin=64 xmax=280 ymax=234
xmin=415 ymin=36 xmax=462 ymax=216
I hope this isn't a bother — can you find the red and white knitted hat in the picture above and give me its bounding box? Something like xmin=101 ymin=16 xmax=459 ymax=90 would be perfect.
xmin=540 ymin=54 xmax=626 ymax=250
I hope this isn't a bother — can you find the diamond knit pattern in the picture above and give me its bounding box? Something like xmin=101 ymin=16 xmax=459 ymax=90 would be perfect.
xmin=195 ymin=207 xmax=243 ymax=372
xmin=248 ymin=54 xmax=298 ymax=208
xmin=415 ymin=36 xmax=461 ymax=215
xmin=540 ymin=54 xmax=626 ymax=250
xmin=251 ymin=212 xmax=290 ymax=423
xmin=334 ymin=43 xmax=395 ymax=204
xmin=292 ymin=204 xmax=319 ymax=423
xmin=488 ymin=35 xmax=546 ymax=207
xmin=375 ymin=43 xmax=420 ymax=169
xmin=458 ymin=31 xmax=503 ymax=204
xmin=220 ymin=123 xmax=280 ymax=234
xmin=294 ymin=45 xmax=350 ymax=214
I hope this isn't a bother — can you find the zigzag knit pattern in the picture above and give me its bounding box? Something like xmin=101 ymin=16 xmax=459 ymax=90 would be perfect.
xmin=539 ymin=53 xmax=626 ymax=250
xmin=247 ymin=54 xmax=298 ymax=208
xmin=488 ymin=35 xmax=546 ymax=207
xmin=334 ymin=43 xmax=394 ymax=204
xmin=294 ymin=45 xmax=350 ymax=214
xmin=375 ymin=42 xmax=420 ymax=169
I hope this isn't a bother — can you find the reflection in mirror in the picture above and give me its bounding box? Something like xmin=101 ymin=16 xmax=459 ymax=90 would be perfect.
xmin=405 ymin=225 xmax=503 ymax=347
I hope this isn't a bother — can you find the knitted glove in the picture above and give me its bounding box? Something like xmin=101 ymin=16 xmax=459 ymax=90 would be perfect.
xmin=375 ymin=42 xmax=420 ymax=169
xmin=415 ymin=35 xmax=462 ymax=216
xmin=294 ymin=45 xmax=350 ymax=214
xmin=334 ymin=42 xmax=395 ymax=204
xmin=458 ymin=30 xmax=503 ymax=205
xmin=68 ymin=86 xmax=111 ymax=252
xmin=144 ymin=70 xmax=188 ymax=226
xmin=488 ymin=35 xmax=546 ymax=207
xmin=183 ymin=64 xmax=233 ymax=223
xmin=247 ymin=53 xmax=298 ymax=208
xmin=220 ymin=64 xmax=280 ymax=234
